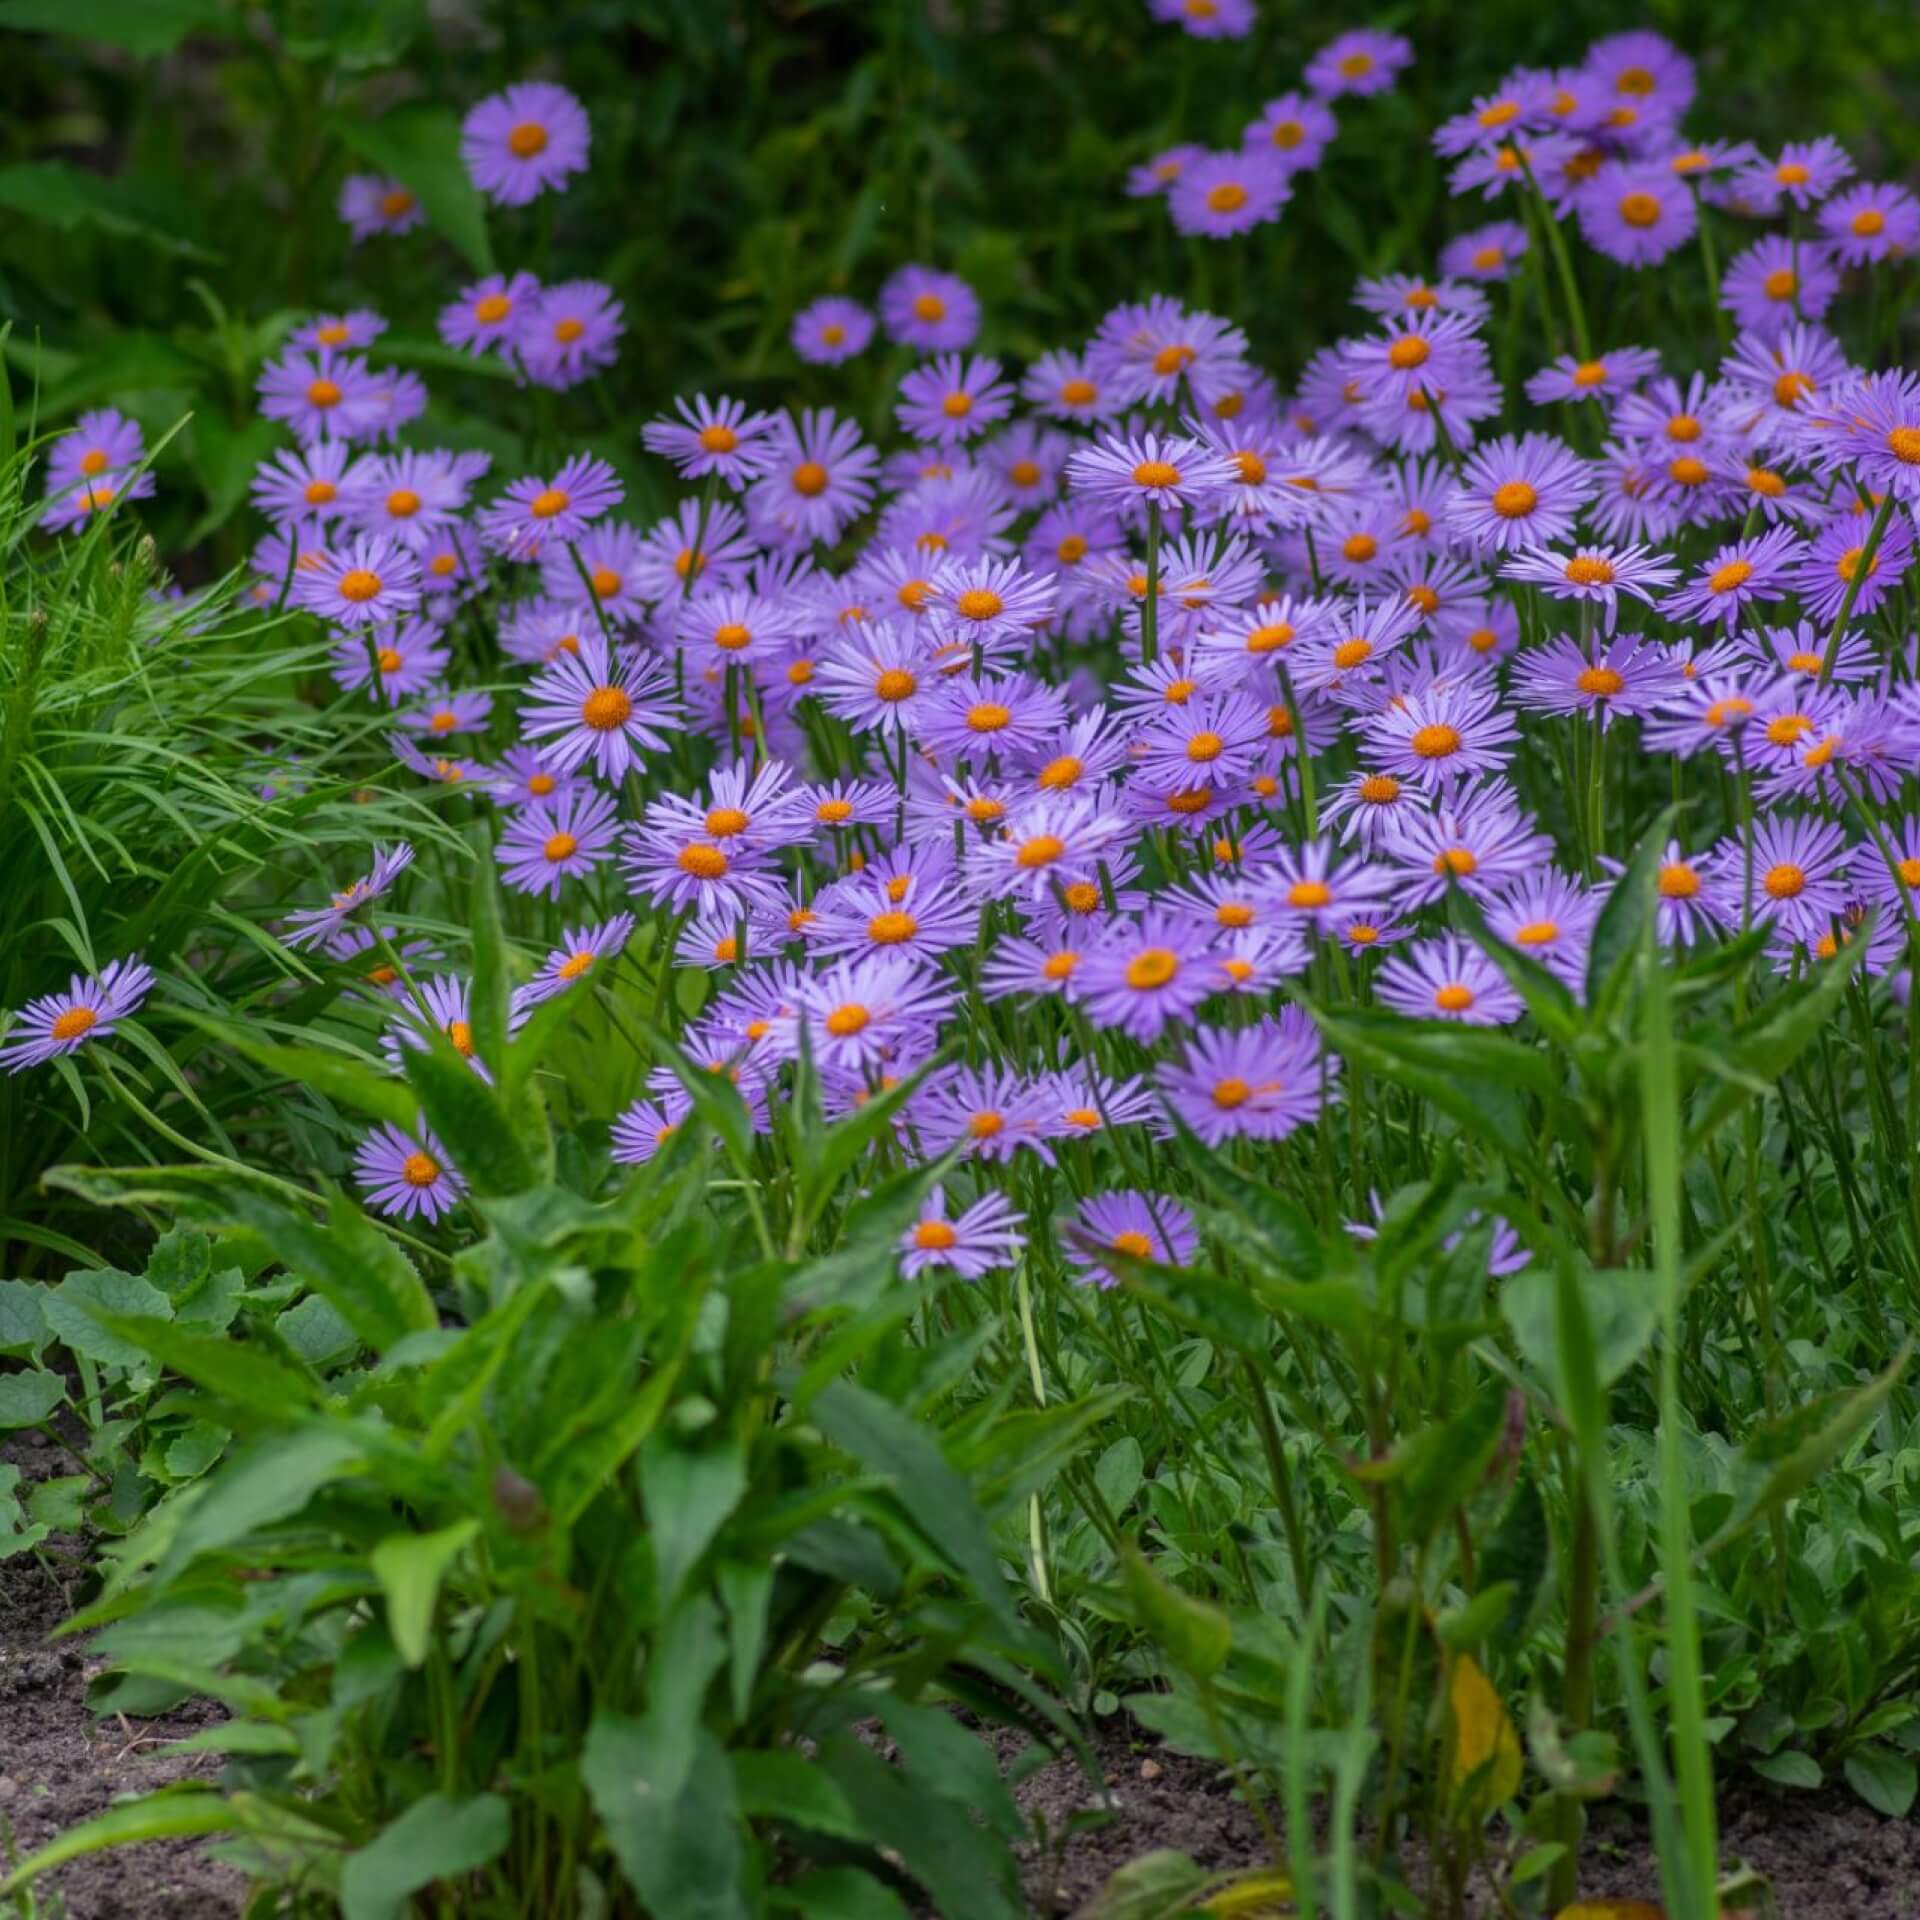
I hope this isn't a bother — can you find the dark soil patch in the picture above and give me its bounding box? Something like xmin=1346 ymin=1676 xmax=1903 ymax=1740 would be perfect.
xmin=1 ymin=1429 xmax=243 ymax=1919
xmin=1012 ymin=1721 xmax=1920 ymax=1918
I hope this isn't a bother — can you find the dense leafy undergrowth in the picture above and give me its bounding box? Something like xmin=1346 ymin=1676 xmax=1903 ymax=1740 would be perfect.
xmin=6 ymin=5 xmax=1920 ymax=1919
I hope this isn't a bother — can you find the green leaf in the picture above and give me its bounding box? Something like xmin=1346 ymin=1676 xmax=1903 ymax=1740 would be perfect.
xmin=219 ymin=1187 xmax=436 ymax=1355
xmin=0 ymin=161 xmax=218 ymax=258
xmin=401 ymin=1035 xmax=540 ymax=1198
xmin=1752 ymin=1750 xmax=1822 ymax=1790
xmin=1845 ymin=1745 xmax=1917 ymax=1818
xmin=370 ymin=1520 xmax=480 ymax=1669
xmin=44 ymin=1268 xmax=173 ymax=1370
xmin=159 ymin=1426 xmax=367 ymax=1583
xmin=1171 ymin=1120 xmax=1324 ymax=1282
xmin=0 ymin=1369 xmax=64 ymax=1428
xmin=1093 ymin=1437 xmax=1144 ymax=1521
xmin=1121 ymin=1548 xmax=1229 ymax=1682
xmin=1504 ymin=1264 xmax=1659 ymax=1398
xmin=0 ymin=1791 xmax=238 ymax=1899
xmin=585 ymin=1707 xmax=749 ymax=1920
xmin=339 ymin=1792 xmax=511 ymax=1920
xmin=1453 ymin=888 xmax=1581 ymax=1043
xmin=731 ymin=1750 xmax=864 ymax=1842
xmin=91 ymin=1314 xmax=320 ymax=1420
xmin=0 ymin=0 xmax=231 ymax=56
xmin=1397 ymin=1379 xmax=1509 ymax=1524
xmin=0 ymin=1279 xmax=48 ymax=1358
xmin=183 ymin=1014 xmax=418 ymax=1132
xmin=640 ymin=1432 xmax=748 ymax=1605
xmin=770 ymin=1868 xmax=912 ymax=1920
xmin=1477 ymin=1476 xmax=1549 ymax=1645
xmin=813 ymin=1381 xmax=1019 ymax=1634
xmin=275 ymin=1294 xmax=359 ymax=1371
xmin=1068 ymin=1851 xmax=1213 ymax=1920
xmin=331 ymin=106 xmax=494 ymax=274
xmin=1583 ymin=804 xmax=1678 ymax=1019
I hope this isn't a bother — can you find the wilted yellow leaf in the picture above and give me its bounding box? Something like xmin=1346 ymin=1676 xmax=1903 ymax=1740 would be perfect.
xmin=1554 ymin=1902 xmax=1666 ymax=1920
xmin=1196 ymin=1868 xmax=1295 ymax=1916
xmin=1446 ymin=1652 xmax=1523 ymax=1814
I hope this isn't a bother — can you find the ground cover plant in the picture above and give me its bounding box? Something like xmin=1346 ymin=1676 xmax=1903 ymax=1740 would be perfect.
xmin=5 ymin=3 xmax=1920 ymax=1917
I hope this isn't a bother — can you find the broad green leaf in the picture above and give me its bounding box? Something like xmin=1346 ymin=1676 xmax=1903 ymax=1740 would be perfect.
xmin=1845 ymin=1744 xmax=1917 ymax=1818
xmin=1121 ymin=1548 xmax=1229 ymax=1682
xmin=331 ymin=106 xmax=494 ymax=274
xmin=0 ymin=1369 xmax=64 ymax=1428
xmin=0 ymin=1279 xmax=48 ymax=1358
xmin=1398 ymin=1379 xmax=1509 ymax=1524
xmin=1172 ymin=1120 xmax=1324 ymax=1283
xmin=1504 ymin=1264 xmax=1659 ymax=1398
xmin=183 ymin=1014 xmax=418 ymax=1132
xmin=1477 ymin=1476 xmax=1549 ymax=1645
xmin=1068 ymin=1851 xmax=1214 ymax=1920
xmin=275 ymin=1294 xmax=359 ymax=1371
xmin=770 ymin=1868 xmax=912 ymax=1920
xmin=44 ymin=1268 xmax=172 ymax=1370
xmin=0 ymin=0 xmax=230 ymax=56
xmin=370 ymin=1520 xmax=480 ymax=1669
xmin=640 ymin=1431 xmax=748 ymax=1605
xmin=0 ymin=161 xmax=217 ymax=258
xmin=732 ymin=1750 xmax=864 ymax=1842
xmin=159 ymin=1426 xmax=367 ymax=1583
xmin=91 ymin=1314 xmax=320 ymax=1420
xmin=814 ymin=1380 xmax=1020 ymax=1633
xmin=1093 ymin=1437 xmax=1144 ymax=1520
xmin=339 ymin=1792 xmax=510 ymax=1920
xmin=1751 ymin=1750 xmax=1821 ymax=1789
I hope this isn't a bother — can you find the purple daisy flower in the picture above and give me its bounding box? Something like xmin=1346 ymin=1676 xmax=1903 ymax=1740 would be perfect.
xmin=792 ymin=954 xmax=955 ymax=1075
xmin=461 ymin=81 xmax=590 ymax=206
xmin=282 ymin=843 xmax=415 ymax=950
xmin=811 ymin=871 xmax=976 ymax=963
xmin=1486 ymin=870 xmax=1602 ymax=987
xmin=1148 ymin=0 xmax=1255 ymax=36
xmin=1021 ymin=349 xmax=1115 ymax=424
xmin=910 ymin=1064 xmax=1056 ymax=1165
xmin=1524 ymin=345 xmax=1662 ymax=407
xmin=1448 ymin=432 xmax=1595 ymax=553
xmin=256 ymin=349 xmax=385 ymax=444
xmin=541 ymin=522 xmax=647 ymax=624
xmin=1577 ymin=164 xmax=1698 ymax=268
xmin=1361 ymin=680 xmax=1519 ymax=791
xmin=879 ymin=264 xmax=980 ymax=352
xmin=610 ymin=1093 xmax=695 ymax=1166
xmin=1586 ymin=30 xmax=1695 ymax=118
xmin=338 ymin=174 xmax=425 ymax=240
xmin=1158 ymin=1010 xmax=1336 ymax=1146
xmin=291 ymin=533 xmax=422 ymax=628
xmin=40 ymin=471 xmax=154 ymax=533
xmin=1384 ymin=781 xmax=1555 ymax=907
xmin=1791 ymin=509 xmax=1916 ymax=623
xmin=1707 ymin=814 xmax=1851 ymax=939
xmin=1066 ymin=428 xmax=1237 ymax=515
xmin=1721 ymin=236 xmax=1839 ymax=340
xmin=291 ymin=310 xmax=386 ymax=353
xmin=1169 ymin=149 xmax=1291 ymax=238
xmin=966 ymin=793 xmax=1131 ymax=904
xmin=1064 ymin=1191 xmax=1200 ymax=1290
xmin=439 ymin=271 xmax=543 ymax=360
xmin=340 ymin=448 xmax=473 ymax=547
xmin=747 ymin=409 xmax=881 ymax=549
xmin=1377 ymin=935 xmax=1524 ymax=1025
xmin=355 ymin=1123 xmax=464 ymax=1222
xmin=1811 ymin=371 xmax=1920 ymax=507
xmin=815 ymin=619 xmax=938 ymax=736
xmin=1439 ymin=221 xmax=1530 ymax=282
xmin=899 ymin=1187 xmax=1027 ymax=1280
xmin=1730 ymin=137 xmax=1855 ymax=216
xmin=1243 ymin=91 xmax=1337 ymax=172
xmin=791 ymin=296 xmax=875 ymax=366
xmin=328 ymin=618 xmax=449 ymax=705
xmin=895 ymin=353 xmax=1015 ymax=447
xmin=1128 ymin=144 xmax=1206 ymax=199
xmin=1089 ymin=298 xmax=1250 ymax=411
xmin=48 ymin=409 xmax=144 ymax=492
xmin=1078 ymin=912 xmax=1215 ymax=1043
xmin=1662 ymin=525 xmax=1804 ymax=630
xmin=1819 ymin=181 xmax=1920 ymax=266
xmin=0 ymin=957 xmax=154 ymax=1074
xmin=1503 ymin=543 xmax=1678 ymax=633
xmin=496 ymin=787 xmax=619 ymax=901
xmin=480 ymin=454 xmax=622 ymax=559
xmin=1305 ymin=28 xmax=1413 ymax=99
xmin=1743 ymin=618 xmax=1876 ymax=685
xmin=521 ymin=635 xmax=683 ymax=780
xmin=1511 ymin=632 xmax=1680 ymax=727
xmin=641 ymin=394 xmax=780 ymax=488
xmin=517 ymin=280 xmax=624 ymax=389
xmin=514 ymin=913 xmax=636 ymax=1013
xmin=383 ymin=976 xmax=492 ymax=1083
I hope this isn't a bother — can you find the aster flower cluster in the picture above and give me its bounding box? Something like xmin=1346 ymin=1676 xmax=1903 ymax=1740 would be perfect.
xmin=25 ymin=27 xmax=1920 ymax=1308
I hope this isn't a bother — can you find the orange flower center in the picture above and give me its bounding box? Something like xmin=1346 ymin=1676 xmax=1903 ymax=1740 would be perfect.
xmin=401 ymin=1151 xmax=440 ymax=1187
xmin=530 ymin=488 xmax=570 ymax=519
xmin=1016 ymin=833 xmax=1065 ymax=869
xmin=1572 ymin=360 xmax=1609 ymax=388
xmin=543 ymin=832 xmax=578 ymax=862
xmin=678 ymin=844 xmax=729 ymax=879
xmin=581 ymin=686 xmax=632 ymax=730
xmin=474 ymin=294 xmax=512 ymax=325
xmin=1577 ymin=665 xmax=1626 ymax=696
xmin=50 ymin=1006 xmax=98 ymax=1042
xmin=1037 ymin=754 xmax=1083 ymax=790
xmin=698 ymin=423 xmax=739 ymax=453
xmin=874 ymin=667 xmax=918 ymax=702
xmin=1434 ymin=984 xmax=1475 ymax=1012
xmin=306 ymin=378 xmax=342 ymax=408
xmin=914 ymin=1219 xmax=958 ymax=1250
xmin=1618 ymin=191 xmax=1662 ymax=228
xmin=1125 ymin=948 xmax=1179 ymax=990
xmin=912 ymin=293 xmax=947 ymax=323
xmin=1386 ymin=336 xmax=1430 ymax=371
xmin=1762 ymin=268 xmax=1797 ymax=301
xmin=1491 ymin=480 xmax=1537 ymax=518
xmin=1763 ymin=862 xmax=1806 ymax=899
xmin=791 ymin=461 xmax=830 ymax=496
xmin=1410 ymin=724 xmax=1461 ymax=759
xmin=386 ymin=487 xmax=421 ymax=518
xmin=380 ymin=188 xmax=416 ymax=218
xmin=1061 ymin=378 xmax=1097 ymax=407
xmin=1564 ymin=555 xmax=1614 ymax=586
xmin=1207 ymin=182 xmax=1250 ymax=214
xmin=338 ymin=568 xmax=382 ymax=603
xmin=1287 ymin=879 xmax=1332 ymax=909
xmin=1658 ymin=863 xmax=1700 ymax=898
xmin=955 ymin=587 xmax=1005 ymax=622
xmin=1131 ymin=460 xmax=1182 ymax=489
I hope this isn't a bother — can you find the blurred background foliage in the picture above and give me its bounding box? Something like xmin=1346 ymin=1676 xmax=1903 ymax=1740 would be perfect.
xmin=3 ymin=0 xmax=1919 ymax=568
